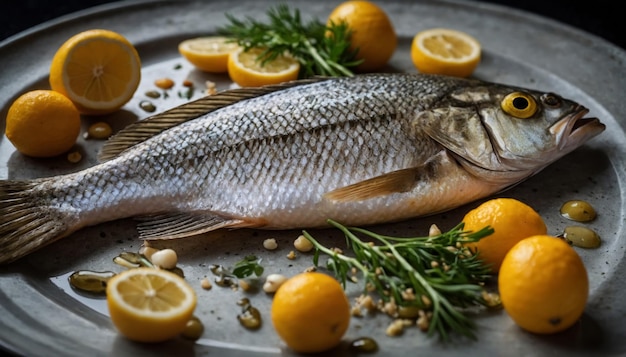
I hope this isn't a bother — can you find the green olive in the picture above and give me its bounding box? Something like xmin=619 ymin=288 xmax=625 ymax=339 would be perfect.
xmin=560 ymin=200 xmax=597 ymax=222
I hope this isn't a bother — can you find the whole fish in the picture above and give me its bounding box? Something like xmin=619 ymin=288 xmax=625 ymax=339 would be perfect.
xmin=0 ymin=73 xmax=604 ymax=264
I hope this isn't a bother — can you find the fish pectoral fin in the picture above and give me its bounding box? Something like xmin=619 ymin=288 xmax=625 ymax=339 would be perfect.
xmin=324 ymin=167 xmax=422 ymax=203
xmin=135 ymin=212 xmax=265 ymax=240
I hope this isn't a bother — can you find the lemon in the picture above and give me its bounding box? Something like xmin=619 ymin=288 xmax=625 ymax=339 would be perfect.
xmin=106 ymin=267 xmax=197 ymax=343
xmin=411 ymin=28 xmax=481 ymax=77
xmin=499 ymin=235 xmax=589 ymax=334
xmin=327 ymin=0 xmax=397 ymax=72
xmin=227 ymin=47 xmax=300 ymax=87
xmin=178 ymin=36 xmax=240 ymax=73
xmin=49 ymin=29 xmax=141 ymax=115
xmin=271 ymin=272 xmax=351 ymax=353
xmin=5 ymin=90 xmax=81 ymax=158
xmin=463 ymin=198 xmax=547 ymax=272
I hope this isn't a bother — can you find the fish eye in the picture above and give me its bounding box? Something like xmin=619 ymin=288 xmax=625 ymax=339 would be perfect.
xmin=541 ymin=93 xmax=562 ymax=108
xmin=501 ymin=92 xmax=537 ymax=119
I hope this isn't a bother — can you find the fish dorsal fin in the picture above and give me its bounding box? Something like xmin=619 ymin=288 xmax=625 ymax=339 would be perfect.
xmin=135 ymin=212 xmax=266 ymax=240
xmin=324 ymin=167 xmax=426 ymax=202
xmin=98 ymin=77 xmax=330 ymax=162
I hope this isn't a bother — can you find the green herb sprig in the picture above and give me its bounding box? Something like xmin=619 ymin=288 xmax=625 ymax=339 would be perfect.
xmin=232 ymin=255 xmax=264 ymax=278
xmin=303 ymin=220 xmax=498 ymax=340
xmin=218 ymin=4 xmax=362 ymax=78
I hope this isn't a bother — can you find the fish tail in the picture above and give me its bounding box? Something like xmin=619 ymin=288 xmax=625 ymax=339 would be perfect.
xmin=0 ymin=180 xmax=69 ymax=264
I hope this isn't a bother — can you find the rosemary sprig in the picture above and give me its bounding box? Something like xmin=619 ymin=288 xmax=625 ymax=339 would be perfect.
xmin=303 ymin=219 xmax=498 ymax=340
xmin=218 ymin=4 xmax=362 ymax=78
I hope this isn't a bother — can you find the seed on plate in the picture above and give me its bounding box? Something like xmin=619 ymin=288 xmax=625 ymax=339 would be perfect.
xmin=293 ymin=235 xmax=314 ymax=252
xmin=286 ymin=250 xmax=297 ymax=260
xmin=263 ymin=238 xmax=278 ymax=250
xmin=183 ymin=79 xmax=194 ymax=87
xmin=138 ymin=245 xmax=159 ymax=261
xmin=150 ymin=248 xmax=178 ymax=269
xmin=200 ymin=278 xmax=212 ymax=290
xmin=67 ymin=151 xmax=82 ymax=163
xmin=155 ymin=78 xmax=175 ymax=89
xmin=428 ymin=224 xmax=442 ymax=237
xmin=263 ymin=273 xmax=288 ymax=293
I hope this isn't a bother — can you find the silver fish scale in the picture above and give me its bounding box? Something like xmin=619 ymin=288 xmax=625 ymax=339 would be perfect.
xmin=45 ymin=74 xmax=464 ymax=229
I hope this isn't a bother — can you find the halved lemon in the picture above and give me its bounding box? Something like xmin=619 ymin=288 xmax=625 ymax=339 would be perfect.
xmin=178 ymin=36 xmax=240 ymax=73
xmin=49 ymin=29 xmax=141 ymax=115
xmin=411 ymin=28 xmax=481 ymax=78
xmin=227 ymin=47 xmax=300 ymax=87
xmin=106 ymin=267 xmax=197 ymax=343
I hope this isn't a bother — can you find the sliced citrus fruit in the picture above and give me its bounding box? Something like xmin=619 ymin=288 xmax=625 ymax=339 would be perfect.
xmin=411 ymin=28 xmax=481 ymax=78
xmin=49 ymin=29 xmax=141 ymax=115
xmin=327 ymin=0 xmax=397 ymax=72
xmin=178 ymin=36 xmax=240 ymax=73
xmin=227 ymin=47 xmax=300 ymax=87
xmin=5 ymin=90 xmax=81 ymax=157
xmin=106 ymin=267 xmax=197 ymax=343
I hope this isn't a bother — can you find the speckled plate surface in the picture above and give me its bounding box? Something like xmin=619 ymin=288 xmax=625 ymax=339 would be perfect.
xmin=0 ymin=0 xmax=625 ymax=356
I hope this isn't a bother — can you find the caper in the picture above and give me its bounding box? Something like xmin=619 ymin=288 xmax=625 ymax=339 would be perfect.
xmin=560 ymin=200 xmax=597 ymax=222
xmin=87 ymin=122 xmax=113 ymax=140
xmin=237 ymin=305 xmax=262 ymax=330
xmin=139 ymin=100 xmax=156 ymax=113
xmin=349 ymin=337 xmax=379 ymax=353
xmin=68 ymin=270 xmax=116 ymax=294
xmin=181 ymin=316 xmax=204 ymax=340
xmin=144 ymin=90 xmax=161 ymax=98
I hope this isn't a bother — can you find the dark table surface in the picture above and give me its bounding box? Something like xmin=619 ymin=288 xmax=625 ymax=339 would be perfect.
xmin=0 ymin=0 xmax=624 ymax=50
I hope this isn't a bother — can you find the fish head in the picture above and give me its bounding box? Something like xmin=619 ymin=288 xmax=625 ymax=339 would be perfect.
xmin=419 ymin=82 xmax=606 ymax=184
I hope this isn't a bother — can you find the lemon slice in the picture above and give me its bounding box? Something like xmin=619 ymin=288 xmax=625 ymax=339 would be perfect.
xmin=178 ymin=36 xmax=240 ymax=73
xmin=411 ymin=28 xmax=481 ymax=78
xmin=49 ymin=29 xmax=141 ymax=115
xmin=106 ymin=267 xmax=197 ymax=343
xmin=227 ymin=47 xmax=300 ymax=87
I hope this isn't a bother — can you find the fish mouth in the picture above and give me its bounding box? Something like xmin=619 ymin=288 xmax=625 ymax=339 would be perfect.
xmin=550 ymin=106 xmax=606 ymax=150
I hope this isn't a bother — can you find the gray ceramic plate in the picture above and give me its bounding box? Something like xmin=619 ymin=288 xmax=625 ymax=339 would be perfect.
xmin=1 ymin=0 xmax=625 ymax=356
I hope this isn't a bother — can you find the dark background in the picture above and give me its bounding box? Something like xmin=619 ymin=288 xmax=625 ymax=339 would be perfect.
xmin=0 ymin=0 xmax=624 ymax=50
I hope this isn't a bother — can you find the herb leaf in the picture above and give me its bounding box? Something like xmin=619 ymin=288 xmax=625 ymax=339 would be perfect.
xmin=303 ymin=220 xmax=499 ymax=340
xmin=218 ymin=4 xmax=362 ymax=78
xmin=232 ymin=255 xmax=264 ymax=278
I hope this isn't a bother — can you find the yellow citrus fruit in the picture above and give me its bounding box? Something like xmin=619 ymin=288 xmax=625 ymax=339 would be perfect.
xmin=178 ymin=36 xmax=240 ymax=73
xmin=271 ymin=272 xmax=351 ymax=353
xmin=463 ymin=198 xmax=547 ymax=272
xmin=327 ymin=0 xmax=397 ymax=72
xmin=106 ymin=267 xmax=197 ymax=343
xmin=411 ymin=28 xmax=481 ymax=77
xmin=227 ymin=47 xmax=300 ymax=87
xmin=5 ymin=90 xmax=81 ymax=158
xmin=499 ymin=235 xmax=589 ymax=334
xmin=49 ymin=29 xmax=141 ymax=115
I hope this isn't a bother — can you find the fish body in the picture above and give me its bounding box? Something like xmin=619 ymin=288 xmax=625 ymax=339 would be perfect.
xmin=0 ymin=73 xmax=605 ymax=263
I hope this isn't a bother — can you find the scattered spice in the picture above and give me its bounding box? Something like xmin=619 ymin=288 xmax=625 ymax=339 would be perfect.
xmin=154 ymin=78 xmax=175 ymax=89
